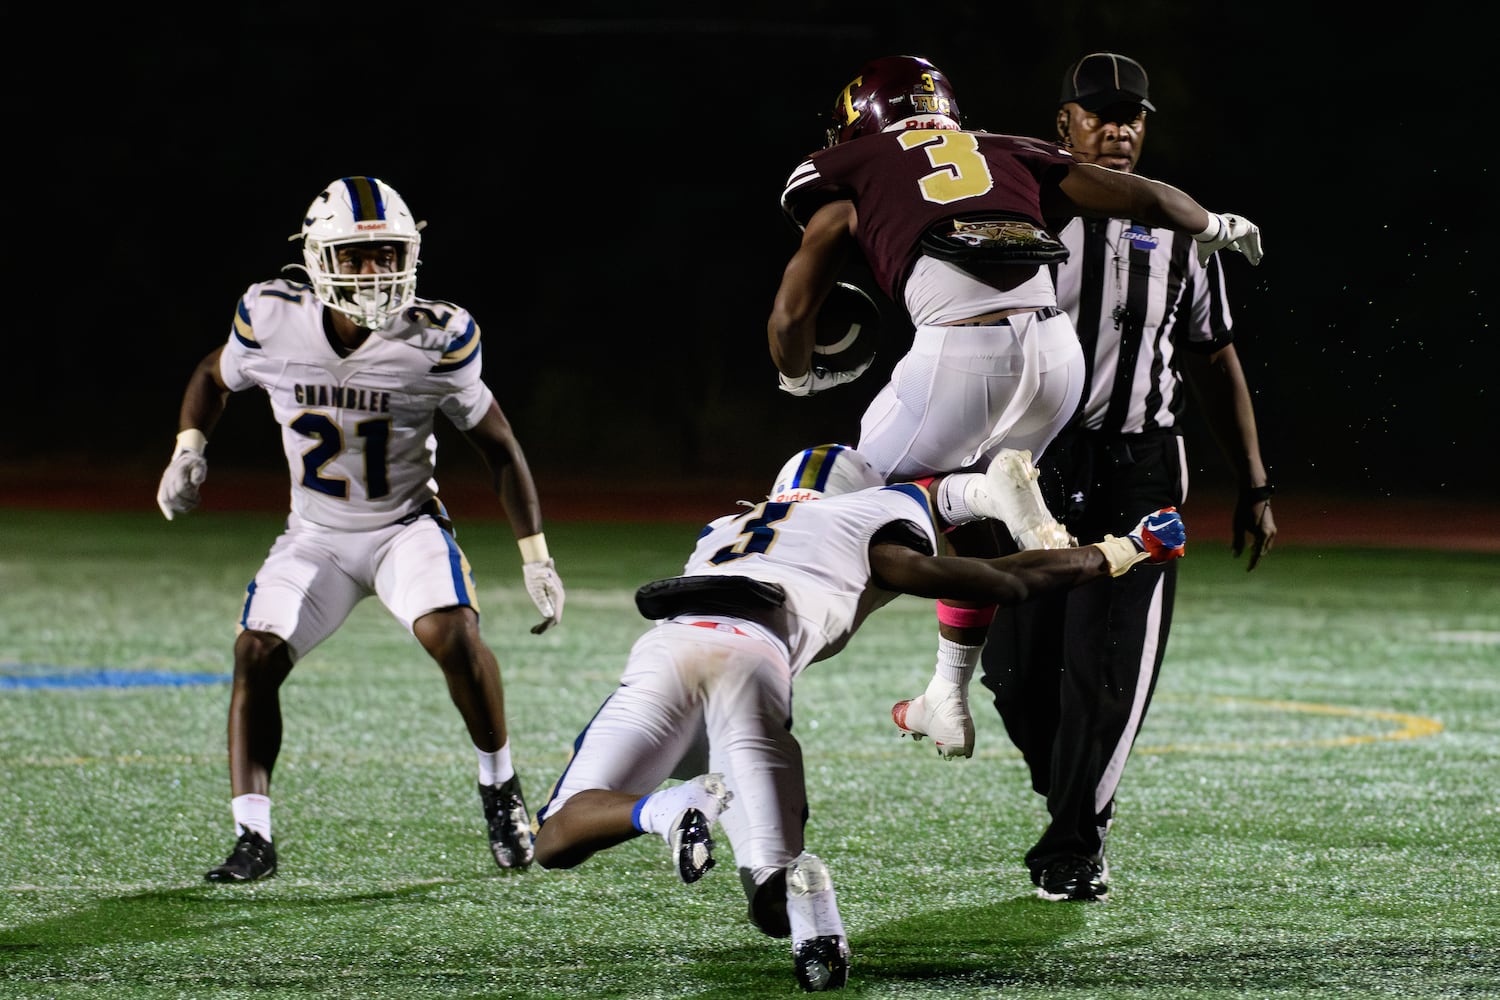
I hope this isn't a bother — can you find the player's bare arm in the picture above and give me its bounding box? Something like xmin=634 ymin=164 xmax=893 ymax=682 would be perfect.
xmin=869 ymin=542 xmax=1111 ymax=606
xmin=1051 ymin=161 xmax=1211 ymax=234
xmin=462 ymin=400 xmax=545 ymax=538
xmin=462 ymin=400 xmax=564 ymax=633
xmin=177 ymin=346 xmax=233 ymax=436
xmin=768 ymin=199 xmax=857 ymax=377
xmin=157 ymin=347 xmax=234 ymax=520
xmin=1051 ymin=162 xmax=1263 ymax=267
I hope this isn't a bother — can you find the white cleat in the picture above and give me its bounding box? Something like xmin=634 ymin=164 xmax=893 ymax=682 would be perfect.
xmin=963 ymin=448 xmax=1076 ymax=550
xmin=891 ymin=677 xmax=974 ymax=759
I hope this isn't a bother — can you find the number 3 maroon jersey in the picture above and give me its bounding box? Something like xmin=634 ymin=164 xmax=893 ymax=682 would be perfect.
xmin=779 ymin=131 xmax=1076 ymax=303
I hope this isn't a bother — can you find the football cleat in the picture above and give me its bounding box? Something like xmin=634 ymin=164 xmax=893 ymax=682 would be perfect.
xmin=1130 ymin=507 xmax=1186 ymax=563
xmin=479 ymin=775 xmax=535 ymax=870
xmin=671 ymin=807 xmax=716 ymax=883
xmin=663 ymin=773 xmax=733 ymax=883
xmin=205 ymin=828 xmax=277 ymax=883
xmin=787 ymin=853 xmax=850 ymax=991
xmin=1034 ymin=855 xmax=1109 ymax=903
xmin=794 ymin=936 xmax=851 ymax=992
xmin=891 ymin=677 xmax=974 ymax=759
xmin=963 ymin=448 xmax=1075 ymax=550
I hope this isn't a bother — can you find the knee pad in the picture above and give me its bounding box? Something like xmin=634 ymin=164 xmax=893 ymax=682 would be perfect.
xmin=740 ymin=866 xmax=790 ymax=938
xmin=935 ymin=602 xmax=997 ymax=629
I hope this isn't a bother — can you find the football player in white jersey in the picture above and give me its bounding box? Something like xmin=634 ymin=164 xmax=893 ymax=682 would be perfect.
xmin=530 ymin=443 xmax=1186 ymax=992
xmin=156 ymin=176 xmax=565 ymax=882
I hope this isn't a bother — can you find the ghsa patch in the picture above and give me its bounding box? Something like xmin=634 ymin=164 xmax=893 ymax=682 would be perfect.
xmin=1123 ymin=225 xmax=1160 ymax=251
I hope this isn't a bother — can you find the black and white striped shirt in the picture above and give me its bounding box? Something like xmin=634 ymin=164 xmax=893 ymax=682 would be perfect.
xmin=1054 ymin=217 xmax=1234 ymax=434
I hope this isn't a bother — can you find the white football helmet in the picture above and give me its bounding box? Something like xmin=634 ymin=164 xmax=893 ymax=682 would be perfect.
xmin=769 ymin=443 xmax=884 ymax=502
xmin=294 ymin=176 xmax=424 ymax=330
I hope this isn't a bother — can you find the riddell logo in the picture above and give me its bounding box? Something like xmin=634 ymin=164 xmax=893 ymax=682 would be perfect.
xmin=902 ymin=116 xmax=958 ymax=131
xmin=355 ymin=222 xmax=389 ymax=232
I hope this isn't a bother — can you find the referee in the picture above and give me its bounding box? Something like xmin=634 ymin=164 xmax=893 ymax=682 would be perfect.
xmin=979 ymin=52 xmax=1277 ymax=902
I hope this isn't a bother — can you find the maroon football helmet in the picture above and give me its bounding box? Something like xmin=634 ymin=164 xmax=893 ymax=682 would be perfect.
xmin=826 ymin=55 xmax=962 ymax=147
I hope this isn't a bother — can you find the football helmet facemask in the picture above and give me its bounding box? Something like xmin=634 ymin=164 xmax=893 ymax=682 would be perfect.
xmin=769 ymin=443 xmax=884 ymax=503
xmin=827 ymin=55 xmax=961 ymax=148
xmin=294 ymin=176 xmax=424 ymax=330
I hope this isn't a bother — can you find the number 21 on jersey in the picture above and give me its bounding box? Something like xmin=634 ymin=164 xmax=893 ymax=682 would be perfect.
xmin=290 ymin=412 xmax=392 ymax=500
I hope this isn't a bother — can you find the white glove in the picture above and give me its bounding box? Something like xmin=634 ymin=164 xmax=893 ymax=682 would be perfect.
xmin=1193 ymin=213 xmax=1263 ymax=267
xmin=522 ymin=560 xmax=564 ymax=634
xmin=776 ymin=355 xmax=875 ymax=397
xmin=156 ymin=429 xmax=208 ymax=521
xmin=517 ymin=534 xmax=564 ymax=634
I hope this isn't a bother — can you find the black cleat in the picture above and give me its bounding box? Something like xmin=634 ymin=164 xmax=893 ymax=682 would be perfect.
xmin=1035 ymin=855 xmax=1109 ymax=902
xmin=670 ymin=807 xmax=715 ymax=883
xmin=793 ymin=935 xmax=851 ymax=991
xmin=205 ymin=828 xmax=277 ymax=883
xmin=479 ymin=775 xmax=534 ymax=870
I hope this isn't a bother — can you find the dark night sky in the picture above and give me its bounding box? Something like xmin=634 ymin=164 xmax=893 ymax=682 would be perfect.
xmin=7 ymin=3 xmax=1494 ymax=501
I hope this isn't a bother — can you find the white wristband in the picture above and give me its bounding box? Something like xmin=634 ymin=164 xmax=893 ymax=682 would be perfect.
xmin=1193 ymin=213 xmax=1224 ymax=243
xmin=518 ymin=532 xmax=549 ymax=563
xmin=175 ymin=428 xmax=208 ymax=454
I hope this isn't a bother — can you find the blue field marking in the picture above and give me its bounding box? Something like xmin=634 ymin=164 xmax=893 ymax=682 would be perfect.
xmin=0 ymin=665 xmax=229 ymax=689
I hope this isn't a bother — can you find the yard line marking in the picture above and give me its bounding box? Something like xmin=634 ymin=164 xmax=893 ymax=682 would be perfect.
xmin=1429 ymin=630 xmax=1500 ymax=644
xmin=1138 ymin=697 xmax=1444 ymax=754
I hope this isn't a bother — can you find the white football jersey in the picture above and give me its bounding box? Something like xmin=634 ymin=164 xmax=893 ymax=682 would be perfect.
xmin=218 ymin=277 xmax=493 ymax=531
xmin=679 ymin=483 xmax=939 ymax=676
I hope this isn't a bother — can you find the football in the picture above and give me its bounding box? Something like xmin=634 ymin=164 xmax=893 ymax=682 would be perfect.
xmin=812 ymin=282 xmax=881 ymax=374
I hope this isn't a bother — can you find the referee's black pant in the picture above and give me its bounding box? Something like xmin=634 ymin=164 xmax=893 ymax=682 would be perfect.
xmin=980 ymin=426 xmax=1183 ymax=880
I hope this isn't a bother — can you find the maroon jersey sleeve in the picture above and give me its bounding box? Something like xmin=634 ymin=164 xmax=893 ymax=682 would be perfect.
xmin=780 ymin=131 xmax=1076 ymax=301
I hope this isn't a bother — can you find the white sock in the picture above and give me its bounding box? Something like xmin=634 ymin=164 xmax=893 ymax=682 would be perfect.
xmin=786 ymin=852 xmax=845 ymax=941
xmin=631 ymin=778 xmax=725 ymax=842
xmin=476 ymin=741 xmax=514 ymax=787
xmin=934 ymin=636 xmax=980 ymax=686
xmin=935 ymin=473 xmax=982 ymax=526
xmin=231 ymin=793 xmax=271 ymax=842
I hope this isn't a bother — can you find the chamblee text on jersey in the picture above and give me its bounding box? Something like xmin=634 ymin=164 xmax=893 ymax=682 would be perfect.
xmin=292 ymin=384 xmax=392 ymax=412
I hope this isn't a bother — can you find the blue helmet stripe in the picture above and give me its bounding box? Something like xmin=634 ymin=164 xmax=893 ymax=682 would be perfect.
xmin=796 ymin=443 xmax=848 ymax=492
xmin=342 ymin=176 xmax=386 ymax=222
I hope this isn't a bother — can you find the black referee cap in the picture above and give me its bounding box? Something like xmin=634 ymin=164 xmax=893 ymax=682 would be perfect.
xmin=1059 ymin=52 xmax=1155 ymax=112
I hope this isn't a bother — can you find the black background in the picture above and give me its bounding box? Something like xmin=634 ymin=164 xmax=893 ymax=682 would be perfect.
xmin=7 ymin=3 xmax=1494 ymax=504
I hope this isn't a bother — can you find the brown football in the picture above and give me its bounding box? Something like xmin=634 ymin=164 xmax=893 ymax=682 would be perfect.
xmin=812 ymin=282 xmax=881 ymax=374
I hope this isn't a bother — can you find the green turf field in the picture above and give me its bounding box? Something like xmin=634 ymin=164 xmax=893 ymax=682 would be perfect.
xmin=2 ymin=509 xmax=1497 ymax=999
